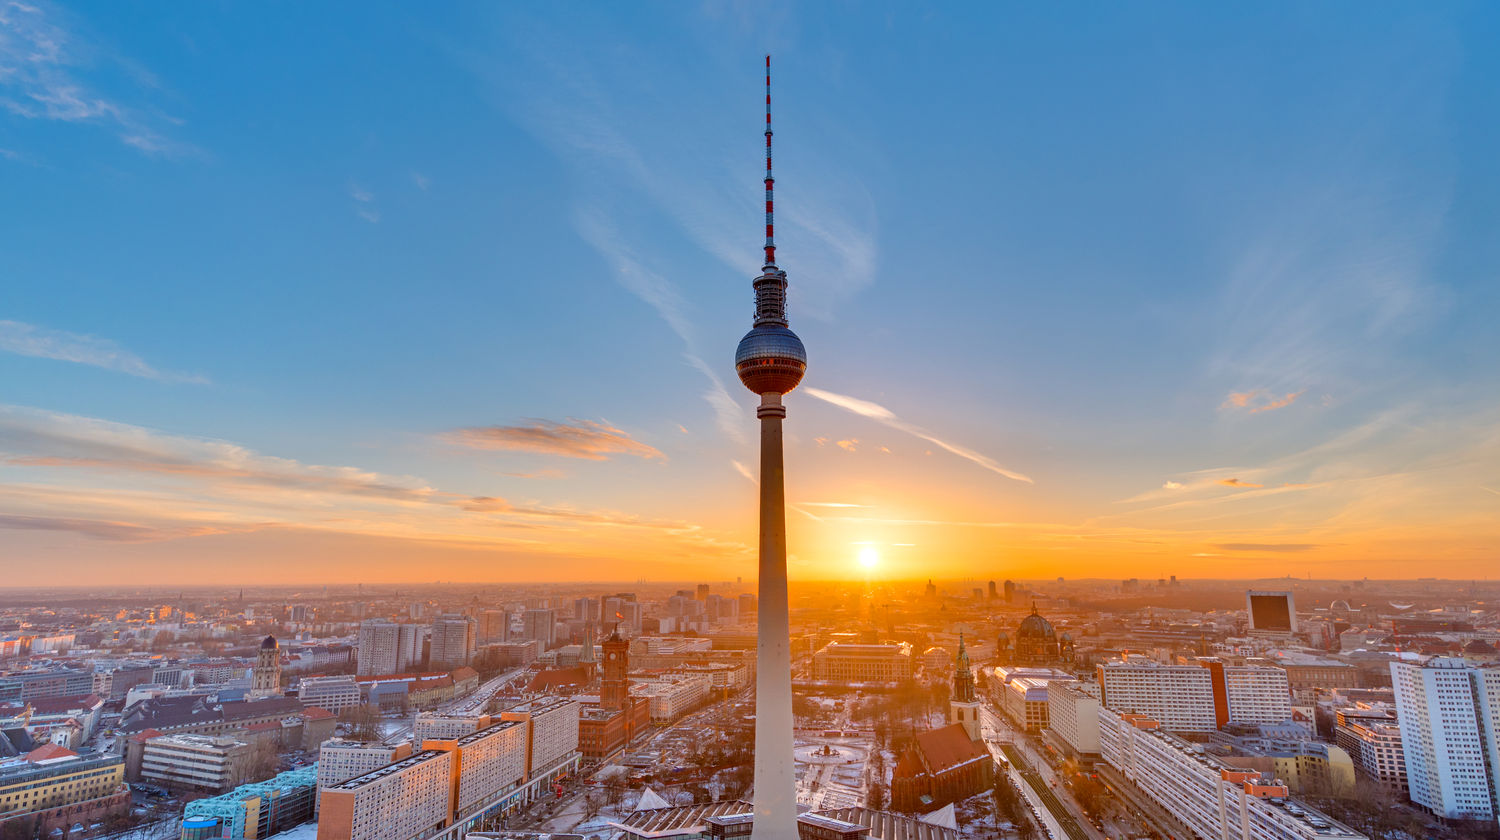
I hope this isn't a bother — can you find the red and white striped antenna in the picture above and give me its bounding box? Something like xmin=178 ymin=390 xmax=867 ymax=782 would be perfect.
xmin=764 ymin=54 xmax=775 ymax=267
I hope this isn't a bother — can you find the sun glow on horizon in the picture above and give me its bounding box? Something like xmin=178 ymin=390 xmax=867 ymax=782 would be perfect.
xmin=857 ymin=546 xmax=880 ymax=572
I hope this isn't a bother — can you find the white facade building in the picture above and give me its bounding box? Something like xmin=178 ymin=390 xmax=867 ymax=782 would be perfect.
xmin=140 ymin=734 xmax=249 ymax=792
xmin=1390 ymin=658 xmax=1500 ymax=820
xmin=316 ymin=739 xmax=411 ymax=791
xmin=1099 ymin=707 xmax=1367 ymax=840
xmin=1047 ymin=680 xmax=1101 ymax=755
xmin=356 ymin=619 xmax=422 ymax=676
xmin=1097 ymin=658 xmax=1290 ymax=731
xmin=500 ymin=697 xmax=580 ymax=777
xmin=428 ymin=616 xmax=475 ymax=669
xmin=630 ymin=674 xmax=713 ymax=724
xmin=298 ymin=675 xmax=363 ymax=713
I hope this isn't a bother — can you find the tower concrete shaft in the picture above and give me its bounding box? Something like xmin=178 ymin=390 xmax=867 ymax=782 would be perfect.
xmin=752 ymin=392 xmax=796 ymax=840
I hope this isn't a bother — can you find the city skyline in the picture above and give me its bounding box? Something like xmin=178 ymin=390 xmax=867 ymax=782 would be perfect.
xmin=6 ymin=3 xmax=1500 ymax=586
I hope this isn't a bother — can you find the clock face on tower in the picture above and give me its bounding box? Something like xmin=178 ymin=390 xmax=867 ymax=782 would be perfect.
xmin=608 ymin=653 xmax=617 ymax=660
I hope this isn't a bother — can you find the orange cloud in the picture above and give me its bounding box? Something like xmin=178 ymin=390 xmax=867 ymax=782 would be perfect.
xmin=1251 ymin=391 xmax=1305 ymax=413
xmin=1218 ymin=478 xmax=1263 ymax=488
xmin=446 ymin=419 xmax=663 ymax=461
xmin=837 ymin=439 xmax=858 ymax=452
xmin=1221 ymin=389 xmax=1306 ymax=414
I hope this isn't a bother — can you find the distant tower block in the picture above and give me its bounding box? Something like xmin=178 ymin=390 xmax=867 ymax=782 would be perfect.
xmin=734 ymin=55 xmax=804 ymax=840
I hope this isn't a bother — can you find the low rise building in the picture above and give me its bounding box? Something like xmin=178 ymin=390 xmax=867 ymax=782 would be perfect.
xmin=630 ymin=674 xmax=713 ymax=724
xmin=0 ymin=746 xmax=129 ymax=836
xmin=811 ymin=643 xmax=913 ymax=684
xmin=1333 ymin=705 xmax=1406 ymax=795
xmin=140 ymin=734 xmax=250 ymax=793
xmin=297 ymin=676 xmax=362 ymax=714
xmin=181 ymin=765 xmax=318 ymax=840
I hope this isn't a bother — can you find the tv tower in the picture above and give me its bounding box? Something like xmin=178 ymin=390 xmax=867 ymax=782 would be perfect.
xmin=735 ymin=55 xmax=806 ymax=840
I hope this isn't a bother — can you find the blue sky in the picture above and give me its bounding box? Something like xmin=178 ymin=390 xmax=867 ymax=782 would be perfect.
xmin=3 ymin=2 xmax=1498 ymax=584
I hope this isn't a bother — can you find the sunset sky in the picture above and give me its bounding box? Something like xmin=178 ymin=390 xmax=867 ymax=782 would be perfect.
xmin=3 ymin=3 xmax=1499 ymax=586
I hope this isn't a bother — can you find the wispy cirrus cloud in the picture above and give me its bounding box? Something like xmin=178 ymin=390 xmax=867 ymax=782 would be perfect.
xmin=1218 ymin=477 xmax=1263 ymax=488
xmin=445 ymin=418 xmax=663 ymax=462
xmin=0 ymin=320 xmax=207 ymax=383
xmin=804 ymin=387 xmax=1032 ymax=483
xmin=0 ymin=405 xmax=747 ymax=560
xmin=574 ymin=210 xmax=744 ymax=444
xmin=0 ymin=1 xmax=188 ymax=155
xmin=1214 ymin=542 xmax=1318 ymax=553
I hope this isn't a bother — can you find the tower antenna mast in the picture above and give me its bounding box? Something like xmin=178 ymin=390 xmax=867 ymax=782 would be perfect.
xmin=764 ymin=55 xmax=775 ymax=267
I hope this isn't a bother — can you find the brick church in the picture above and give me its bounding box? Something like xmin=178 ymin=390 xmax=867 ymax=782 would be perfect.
xmin=891 ymin=634 xmax=995 ymax=812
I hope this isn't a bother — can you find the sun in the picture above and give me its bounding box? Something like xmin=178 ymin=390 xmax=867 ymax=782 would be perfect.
xmin=857 ymin=546 xmax=880 ymax=571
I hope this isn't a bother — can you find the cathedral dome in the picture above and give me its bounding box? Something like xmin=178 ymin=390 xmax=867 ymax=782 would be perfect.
xmin=260 ymin=635 xmax=278 ymax=650
xmin=1016 ymin=611 xmax=1056 ymax=642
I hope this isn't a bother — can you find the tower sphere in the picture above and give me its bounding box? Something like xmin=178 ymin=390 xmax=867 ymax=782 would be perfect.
xmin=736 ymin=325 xmax=806 ymax=395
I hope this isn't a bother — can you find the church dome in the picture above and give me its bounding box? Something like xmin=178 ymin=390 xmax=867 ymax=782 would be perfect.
xmin=260 ymin=635 xmax=278 ymax=650
xmin=1017 ymin=611 xmax=1056 ymax=642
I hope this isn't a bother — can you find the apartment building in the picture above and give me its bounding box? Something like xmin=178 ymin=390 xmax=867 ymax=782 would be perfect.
xmin=1047 ymin=680 xmax=1101 ymax=756
xmin=1333 ymin=705 xmax=1406 ymax=795
xmin=1097 ymin=657 xmax=1290 ymax=731
xmin=317 ymin=750 xmax=455 ymax=840
xmin=414 ymin=713 xmax=492 ymax=742
xmin=1390 ymin=658 xmax=1500 ymax=820
xmin=424 ymin=720 xmax=528 ymax=821
xmin=356 ymin=620 xmax=423 ymax=677
xmin=810 ymin=642 xmax=914 ymax=683
xmin=429 ymin=617 xmax=475 ymax=670
xmin=316 ymin=740 xmax=413 ymax=791
xmin=500 ymin=698 xmax=580 ymax=779
xmin=1099 ymin=708 xmax=1367 ymax=840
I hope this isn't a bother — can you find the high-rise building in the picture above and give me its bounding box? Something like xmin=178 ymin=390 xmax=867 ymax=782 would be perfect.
xmin=732 ymin=55 xmax=807 ymax=840
xmin=359 ymin=619 xmax=424 ymax=676
xmin=1047 ymin=680 xmax=1102 ymax=756
xmin=251 ymin=636 xmax=281 ymax=698
xmin=1098 ymin=708 xmax=1367 ymax=840
xmin=428 ymin=616 xmax=475 ymax=669
xmin=695 ymin=584 xmax=711 ymax=601
xmin=1390 ymin=658 xmax=1500 ymax=821
xmin=479 ymin=610 xmax=509 ymax=644
xmin=315 ymin=740 xmax=413 ymax=792
xmin=521 ymin=609 xmax=556 ymax=650
xmin=1003 ymin=580 xmax=1015 ymax=603
xmin=1246 ymin=590 xmax=1298 ymax=634
xmin=1096 ymin=657 xmax=1291 ymax=731
xmin=316 ymin=750 xmax=454 ymax=840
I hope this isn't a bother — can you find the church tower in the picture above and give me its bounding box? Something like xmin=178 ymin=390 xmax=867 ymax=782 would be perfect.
xmin=252 ymin=635 xmax=281 ymax=697
xmin=949 ymin=632 xmax=981 ymax=741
